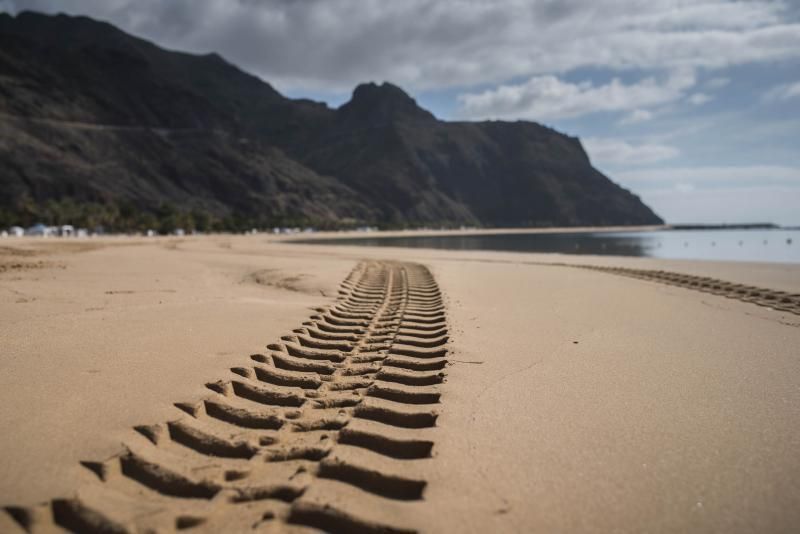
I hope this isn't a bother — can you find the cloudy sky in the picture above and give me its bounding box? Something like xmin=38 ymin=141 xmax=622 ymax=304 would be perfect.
xmin=4 ymin=0 xmax=800 ymax=225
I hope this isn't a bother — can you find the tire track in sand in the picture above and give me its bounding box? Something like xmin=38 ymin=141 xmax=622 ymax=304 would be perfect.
xmin=5 ymin=260 xmax=448 ymax=533
xmin=572 ymin=264 xmax=800 ymax=316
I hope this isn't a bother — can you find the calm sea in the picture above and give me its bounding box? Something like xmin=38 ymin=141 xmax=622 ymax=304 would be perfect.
xmin=298 ymin=229 xmax=800 ymax=263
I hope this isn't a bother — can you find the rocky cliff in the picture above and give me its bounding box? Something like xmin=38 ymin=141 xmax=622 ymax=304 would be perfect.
xmin=0 ymin=11 xmax=662 ymax=231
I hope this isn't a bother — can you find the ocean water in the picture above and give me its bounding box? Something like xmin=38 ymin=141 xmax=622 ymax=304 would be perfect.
xmin=298 ymin=229 xmax=800 ymax=263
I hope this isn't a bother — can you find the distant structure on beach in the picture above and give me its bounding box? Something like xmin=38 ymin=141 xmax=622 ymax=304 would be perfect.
xmin=24 ymin=223 xmax=55 ymax=237
xmin=21 ymin=224 xmax=78 ymax=237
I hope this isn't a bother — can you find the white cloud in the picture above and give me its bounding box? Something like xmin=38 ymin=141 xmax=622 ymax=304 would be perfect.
xmin=619 ymin=109 xmax=655 ymax=125
xmin=583 ymin=138 xmax=680 ymax=166
xmin=457 ymin=69 xmax=695 ymax=120
xmin=763 ymin=81 xmax=800 ymax=101
xmin=688 ymin=92 xmax=713 ymax=105
xmin=4 ymin=0 xmax=800 ymax=93
xmin=614 ymin=165 xmax=800 ymax=187
xmin=640 ymin=186 xmax=800 ymax=226
xmin=615 ymin=166 xmax=800 ymax=226
xmin=705 ymin=77 xmax=731 ymax=89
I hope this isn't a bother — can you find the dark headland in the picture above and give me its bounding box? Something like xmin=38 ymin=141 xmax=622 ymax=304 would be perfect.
xmin=0 ymin=11 xmax=662 ymax=233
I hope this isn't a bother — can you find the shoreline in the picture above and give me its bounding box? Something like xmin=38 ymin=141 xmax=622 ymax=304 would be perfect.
xmin=274 ymin=224 xmax=670 ymax=241
xmin=272 ymin=223 xmax=800 ymax=243
xmin=280 ymin=225 xmax=800 ymax=266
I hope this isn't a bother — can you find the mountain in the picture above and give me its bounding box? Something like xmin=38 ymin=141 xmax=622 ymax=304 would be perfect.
xmin=0 ymin=11 xmax=662 ymax=231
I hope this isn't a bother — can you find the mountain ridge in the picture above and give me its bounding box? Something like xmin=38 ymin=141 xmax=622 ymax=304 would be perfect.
xmin=0 ymin=11 xmax=662 ymax=231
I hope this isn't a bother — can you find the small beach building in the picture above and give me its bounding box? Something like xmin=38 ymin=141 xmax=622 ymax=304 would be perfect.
xmin=25 ymin=223 xmax=55 ymax=236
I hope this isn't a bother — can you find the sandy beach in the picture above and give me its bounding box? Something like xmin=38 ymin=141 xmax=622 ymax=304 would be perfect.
xmin=1 ymin=234 xmax=799 ymax=533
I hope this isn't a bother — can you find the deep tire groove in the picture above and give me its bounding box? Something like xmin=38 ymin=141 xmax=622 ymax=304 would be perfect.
xmin=7 ymin=261 xmax=447 ymax=533
xmin=288 ymin=501 xmax=416 ymax=534
xmin=51 ymin=499 xmax=128 ymax=534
